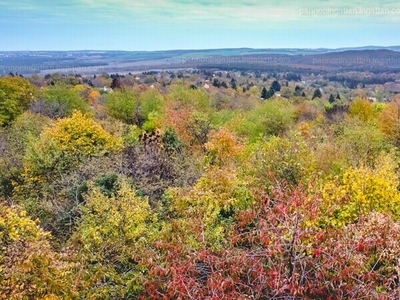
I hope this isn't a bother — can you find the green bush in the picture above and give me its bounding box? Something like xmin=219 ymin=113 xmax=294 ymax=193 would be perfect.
xmin=34 ymin=83 xmax=89 ymax=118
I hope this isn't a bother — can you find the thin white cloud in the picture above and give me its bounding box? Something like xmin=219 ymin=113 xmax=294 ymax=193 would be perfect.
xmin=2 ymin=0 xmax=400 ymax=27
xmin=84 ymin=0 xmax=400 ymax=24
xmin=77 ymin=0 xmax=303 ymax=24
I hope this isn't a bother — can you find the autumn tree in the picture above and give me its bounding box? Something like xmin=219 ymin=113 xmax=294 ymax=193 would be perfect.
xmin=22 ymin=110 xmax=122 ymax=182
xmin=71 ymin=180 xmax=159 ymax=298
xmin=139 ymin=89 xmax=165 ymax=131
xmin=166 ymin=165 xmax=254 ymax=249
xmin=246 ymin=132 xmax=315 ymax=190
xmin=143 ymin=186 xmax=322 ymax=299
xmin=106 ymin=88 xmax=139 ymax=124
xmin=121 ymin=128 xmax=199 ymax=205
xmin=88 ymin=89 xmax=100 ymax=105
xmin=31 ymin=83 xmax=89 ymax=119
xmin=378 ymin=96 xmax=400 ymax=144
xmin=16 ymin=111 xmax=123 ymax=226
xmin=0 ymin=112 xmax=50 ymax=198
xmin=337 ymin=117 xmax=390 ymax=167
xmin=319 ymin=155 xmax=400 ymax=228
xmin=205 ymin=127 xmax=243 ymax=167
xmin=348 ymin=98 xmax=375 ymax=122
xmin=232 ymin=98 xmax=295 ymax=141
xmin=0 ymin=205 xmax=75 ymax=299
xmin=162 ymin=83 xmax=214 ymax=152
xmin=0 ymin=76 xmax=36 ymax=126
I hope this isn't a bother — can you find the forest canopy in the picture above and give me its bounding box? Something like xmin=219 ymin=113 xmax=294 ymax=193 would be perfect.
xmin=1 ymin=70 xmax=400 ymax=299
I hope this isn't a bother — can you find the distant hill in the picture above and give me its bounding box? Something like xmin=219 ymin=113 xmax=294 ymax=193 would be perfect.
xmin=334 ymin=45 xmax=400 ymax=52
xmin=1 ymin=46 xmax=400 ymax=75
xmin=192 ymin=49 xmax=400 ymax=73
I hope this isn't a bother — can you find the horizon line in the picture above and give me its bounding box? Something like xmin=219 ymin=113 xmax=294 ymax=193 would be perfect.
xmin=1 ymin=45 xmax=400 ymax=53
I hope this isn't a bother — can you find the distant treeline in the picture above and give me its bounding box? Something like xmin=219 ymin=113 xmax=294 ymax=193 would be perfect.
xmin=197 ymin=63 xmax=314 ymax=75
xmin=325 ymin=75 xmax=396 ymax=88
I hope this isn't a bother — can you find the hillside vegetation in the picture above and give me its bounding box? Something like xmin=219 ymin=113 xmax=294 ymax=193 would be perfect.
xmin=1 ymin=70 xmax=400 ymax=299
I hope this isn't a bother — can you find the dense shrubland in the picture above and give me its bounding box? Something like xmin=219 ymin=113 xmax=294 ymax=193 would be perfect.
xmin=1 ymin=72 xmax=400 ymax=299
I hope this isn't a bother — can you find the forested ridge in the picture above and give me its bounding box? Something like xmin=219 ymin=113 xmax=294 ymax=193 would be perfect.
xmin=1 ymin=71 xmax=400 ymax=299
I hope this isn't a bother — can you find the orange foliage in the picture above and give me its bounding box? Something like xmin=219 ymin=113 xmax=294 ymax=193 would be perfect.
xmin=88 ymin=90 xmax=100 ymax=105
xmin=164 ymin=105 xmax=192 ymax=144
xmin=378 ymin=96 xmax=400 ymax=143
xmin=205 ymin=127 xmax=243 ymax=167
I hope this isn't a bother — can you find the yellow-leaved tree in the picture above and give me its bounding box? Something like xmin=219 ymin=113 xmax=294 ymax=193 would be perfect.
xmin=348 ymin=98 xmax=376 ymax=123
xmin=319 ymin=155 xmax=400 ymax=228
xmin=0 ymin=76 xmax=36 ymax=126
xmin=164 ymin=128 xmax=251 ymax=249
xmin=14 ymin=111 xmax=123 ymax=225
xmin=71 ymin=179 xmax=159 ymax=298
xmin=0 ymin=205 xmax=75 ymax=299
xmin=245 ymin=132 xmax=316 ymax=191
xmin=167 ymin=166 xmax=254 ymax=249
xmin=205 ymin=127 xmax=244 ymax=167
xmin=21 ymin=110 xmax=123 ymax=189
xmin=378 ymin=96 xmax=400 ymax=144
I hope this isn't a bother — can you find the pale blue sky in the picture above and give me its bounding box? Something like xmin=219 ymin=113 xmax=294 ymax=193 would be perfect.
xmin=1 ymin=0 xmax=399 ymax=51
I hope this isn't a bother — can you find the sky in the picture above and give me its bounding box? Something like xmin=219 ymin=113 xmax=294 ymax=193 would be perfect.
xmin=1 ymin=0 xmax=400 ymax=51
